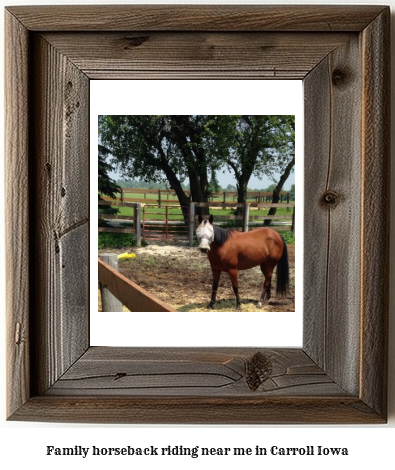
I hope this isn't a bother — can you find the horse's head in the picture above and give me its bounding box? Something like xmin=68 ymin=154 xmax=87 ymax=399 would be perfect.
xmin=196 ymin=214 xmax=214 ymax=253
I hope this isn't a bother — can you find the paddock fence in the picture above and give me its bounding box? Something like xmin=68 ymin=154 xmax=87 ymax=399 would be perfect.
xmin=98 ymin=199 xmax=295 ymax=246
xmin=193 ymin=202 xmax=295 ymax=231
xmin=100 ymin=188 xmax=291 ymax=206
xmin=98 ymin=254 xmax=177 ymax=312
xmin=142 ymin=204 xmax=190 ymax=242
xmin=99 ymin=200 xmax=142 ymax=246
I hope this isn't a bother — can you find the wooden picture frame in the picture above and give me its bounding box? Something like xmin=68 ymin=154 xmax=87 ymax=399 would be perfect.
xmin=5 ymin=5 xmax=389 ymax=424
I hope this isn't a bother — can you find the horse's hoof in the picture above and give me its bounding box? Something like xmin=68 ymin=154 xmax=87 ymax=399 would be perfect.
xmin=235 ymin=305 xmax=242 ymax=312
xmin=257 ymin=301 xmax=262 ymax=308
xmin=207 ymin=302 xmax=215 ymax=309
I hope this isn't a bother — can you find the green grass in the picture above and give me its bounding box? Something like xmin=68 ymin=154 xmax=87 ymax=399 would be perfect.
xmin=281 ymin=231 xmax=295 ymax=244
xmin=115 ymin=205 xmax=185 ymax=219
xmin=98 ymin=232 xmax=140 ymax=249
xmin=109 ymin=191 xmax=293 ymax=205
xmin=113 ymin=206 xmax=292 ymax=218
xmin=100 ymin=206 xmax=295 ymax=246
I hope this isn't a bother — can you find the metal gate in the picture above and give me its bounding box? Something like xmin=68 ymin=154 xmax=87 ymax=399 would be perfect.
xmin=142 ymin=204 xmax=190 ymax=242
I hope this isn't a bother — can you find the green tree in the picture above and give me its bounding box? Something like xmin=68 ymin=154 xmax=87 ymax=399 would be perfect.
xmin=289 ymin=184 xmax=295 ymax=202
xmin=212 ymin=115 xmax=295 ymax=214
xmin=99 ymin=115 xmax=222 ymax=219
xmin=98 ymin=144 xmax=120 ymax=216
xmin=263 ymin=116 xmax=295 ymax=225
xmin=99 ymin=115 xmax=295 ymax=220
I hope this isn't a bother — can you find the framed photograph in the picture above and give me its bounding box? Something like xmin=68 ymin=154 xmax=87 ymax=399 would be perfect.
xmin=5 ymin=5 xmax=389 ymax=423
xmin=92 ymin=81 xmax=302 ymax=347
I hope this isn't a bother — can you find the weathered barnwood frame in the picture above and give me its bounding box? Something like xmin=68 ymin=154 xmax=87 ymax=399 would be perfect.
xmin=5 ymin=5 xmax=389 ymax=423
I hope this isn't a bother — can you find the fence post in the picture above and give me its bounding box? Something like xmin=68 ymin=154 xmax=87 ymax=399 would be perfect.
xmin=242 ymin=203 xmax=249 ymax=232
xmin=121 ymin=188 xmax=124 ymax=204
xmin=189 ymin=202 xmax=195 ymax=247
xmin=135 ymin=203 xmax=141 ymax=247
xmin=99 ymin=253 xmax=123 ymax=312
xmin=292 ymin=207 xmax=295 ymax=233
xmin=158 ymin=189 xmax=161 ymax=208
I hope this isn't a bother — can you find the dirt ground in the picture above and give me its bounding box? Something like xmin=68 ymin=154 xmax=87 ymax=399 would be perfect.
xmin=99 ymin=242 xmax=295 ymax=312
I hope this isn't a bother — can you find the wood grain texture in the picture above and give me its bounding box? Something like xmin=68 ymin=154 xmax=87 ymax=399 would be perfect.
xmin=5 ymin=10 xmax=30 ymax=418
xmin=10 ymin=397 xmax=383 ymax=425
xmin=303 ymin=56 xmax=332 ymax=369
xmin=46 ymin=347 xmax=346 ymax=397
xmin=11 ymin=348 xmax=384 ymax=424
xmin=5 ymin=5 xmax=389 ymax=424
xmin=10 ymin=396 xmax=382 ymax=425
xmin=360 ymin=9 xmax=390 ymax=418
xmin=42 ymin=32 xmax=351 ymax=80
xmin=29 ymin=34 xmax=90 ymax=395
xmin=304 ymin=35 xmax=362 ymax=395
xmin=5 ymin=5 xmax=386 ymax=32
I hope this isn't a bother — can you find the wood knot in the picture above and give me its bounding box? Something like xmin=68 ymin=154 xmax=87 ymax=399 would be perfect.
xmin=114 ymin=372 xmax=127 ymax=381
xmin=320 ymin=190 xmax=340 ymax=208
xmin=246 ymin=351 xmax=273 ymax=391
xmin=332 ymin=68 xmax=350 ymax=88
xmin=123 ymin=35 xmax=149 ymax=49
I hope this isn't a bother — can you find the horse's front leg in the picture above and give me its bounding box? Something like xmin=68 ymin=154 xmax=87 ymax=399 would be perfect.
xmin=228 ymin=268 xmax=242 ymax=311
xmin=208 ymin=269 xmax=221 ymax=309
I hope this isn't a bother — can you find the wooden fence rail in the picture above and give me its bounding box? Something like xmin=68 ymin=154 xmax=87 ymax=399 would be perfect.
xmin=98 ymin=256 xmax=177 ymax=312
xmin=99 ymin=200 xmax=295 ymax=245
xmin=100 ymin=188 xmax=291 ymax=205
xmin=193 ymin=202 xmax=295 ymax=232
xmin=99 ymin=200 xmax=141 ymax=246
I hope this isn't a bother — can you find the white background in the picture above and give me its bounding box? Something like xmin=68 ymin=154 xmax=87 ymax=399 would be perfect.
xmin=91 ymin=79 xmax=304 ymax=348
xmin=1 ymin=0 xmax=394 ymax=469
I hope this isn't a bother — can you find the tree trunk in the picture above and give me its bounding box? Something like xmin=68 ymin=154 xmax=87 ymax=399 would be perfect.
xmin=188 ymin=168 xmax=210 ymax=217
xmin=264 ymin=157 xmax=295 ymax=226
xmin=170 ymin=116 xmax=210 ymax=217
xmin=158 ymin=151 xmax=191 ymax=223
xmin=236 ymin=177 xmax=249 ymax=222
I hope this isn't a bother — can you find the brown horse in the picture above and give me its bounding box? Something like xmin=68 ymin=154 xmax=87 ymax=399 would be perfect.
xmin=196 ymin=214 xmax=289 ymax=311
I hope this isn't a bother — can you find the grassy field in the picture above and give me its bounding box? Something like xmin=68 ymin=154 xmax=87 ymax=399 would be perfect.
xmin=113 ymin=205 xmax=293 ymax=219
xmin=99 ymin=197 xmax=295 ymax=248
xmin=110 ymin=190 xmax=280 ymax=202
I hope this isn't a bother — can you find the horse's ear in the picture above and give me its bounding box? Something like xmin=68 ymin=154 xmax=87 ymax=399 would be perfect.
xmin=198 ymin=214 xmax=202 ymax=224
xmin=209 ymin=214 xmax=213 ymax=224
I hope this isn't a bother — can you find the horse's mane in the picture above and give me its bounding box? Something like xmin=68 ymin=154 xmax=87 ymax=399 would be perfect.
xmin=213 ymin=224 xmax=234 ymax=246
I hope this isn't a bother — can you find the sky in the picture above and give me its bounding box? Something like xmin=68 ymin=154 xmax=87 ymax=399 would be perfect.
xmin=201 ymin=166 xmax=294 ymax=190
xmin=110 ymin=166 xmax=295 ymax=191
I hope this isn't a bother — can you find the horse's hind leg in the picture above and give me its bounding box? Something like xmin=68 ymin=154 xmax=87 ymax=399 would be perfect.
xmin=208 ymin=269 xmax=221 ymax=309
xmin=228 ymin=268 xmax=242 ymax=311
xmin=257 ymin=263 xmax=274 ymax=308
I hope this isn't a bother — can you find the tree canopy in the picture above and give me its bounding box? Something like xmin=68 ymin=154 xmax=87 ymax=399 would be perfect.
xmin=99 ymin=115 xmax=295 ymax=219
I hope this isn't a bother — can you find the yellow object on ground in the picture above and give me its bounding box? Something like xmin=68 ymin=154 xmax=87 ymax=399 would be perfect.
xmin=118 ymin=253 xmax=136 ymax=259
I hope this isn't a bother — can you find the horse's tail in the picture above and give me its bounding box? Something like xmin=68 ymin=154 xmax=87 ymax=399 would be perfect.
xmin=276 ymin=236 xmax=290 ymax=297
